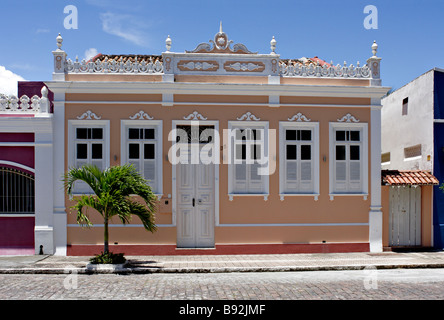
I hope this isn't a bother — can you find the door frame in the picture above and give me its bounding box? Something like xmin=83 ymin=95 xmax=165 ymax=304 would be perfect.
xmin=171 ymin=120 xmax=220 ymax=244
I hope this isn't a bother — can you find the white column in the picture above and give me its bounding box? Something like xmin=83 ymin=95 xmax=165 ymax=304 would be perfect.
xmin=369 ymin=103 xmax=383 ymax=252
xmin=34 ymin=120 xmax=55 ymax=254
xmin=51 ymin=89 xmax=67 ymax=255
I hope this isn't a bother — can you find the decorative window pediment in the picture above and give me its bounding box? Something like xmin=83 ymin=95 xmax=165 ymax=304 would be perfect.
xmin=237 ymin=112 xmax=261 ymax=121
xmin=77 ymin=110 xmax=102 ymax=120
xmin=337 ymin=113 xmax=360 ymax=123
xmin=288 ymin=112 xmax=311 ymax=122
xmin=183 ymin=111 xmax=208 ymax=121
xmin=129 ymin=111 xmax=154 ymax=120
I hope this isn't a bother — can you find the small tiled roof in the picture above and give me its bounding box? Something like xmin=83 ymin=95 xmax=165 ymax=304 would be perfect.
xmin=381 ymin=170 xmax=439 ymax=186
xmin=280 ymin=57 xmax=331 ymax=67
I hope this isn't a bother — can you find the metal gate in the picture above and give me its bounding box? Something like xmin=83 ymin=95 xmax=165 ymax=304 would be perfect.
xmin=0 ymin=167 xmax=35 ymax=214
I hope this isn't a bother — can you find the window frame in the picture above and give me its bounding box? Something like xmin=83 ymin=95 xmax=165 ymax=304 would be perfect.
xmin=228 ymin=121 xmax=269 ymax=200
xmin=402 ymin=97 xmax=409 ymax=116
xmin=68 ymin=120 xmax=110 ymax=195
xmin=121 ymin=120 xmax=163 ymax=198
xmin=329 ymin=121 xmax=368 ymax=200
xmin=279 ymin=121 xmax=320 ymax=200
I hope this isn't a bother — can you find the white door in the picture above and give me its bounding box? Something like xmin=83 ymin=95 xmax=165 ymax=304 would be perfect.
xmin=389 ymin=186 xmax=421 ymax=247
xmin=176 ymin=126 xmax=215 ymax=248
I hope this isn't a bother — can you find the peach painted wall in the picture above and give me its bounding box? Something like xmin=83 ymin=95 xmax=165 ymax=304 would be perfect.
xmin=65 ymin=92 xmax=373 ymax=246
xmin=421 ymin=186 xmax=433 ymax=247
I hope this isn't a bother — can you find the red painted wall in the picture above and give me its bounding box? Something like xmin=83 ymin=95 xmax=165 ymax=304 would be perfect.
xmin=0 ymin=217 xmax=34 ymax=248
xmin=0 ymin=133 xmax=34 ymax=143
xmin=0 ymin=146 xmax=34 ymax=169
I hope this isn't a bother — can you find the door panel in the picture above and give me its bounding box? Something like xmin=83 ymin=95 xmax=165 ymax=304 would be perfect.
xmin=389 ymin=186 xmax=421 ymax=247
xmin=176 ymin=144 xmax=215 ymax=248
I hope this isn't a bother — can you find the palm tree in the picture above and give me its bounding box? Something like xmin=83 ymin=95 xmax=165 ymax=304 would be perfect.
xmin=63 ymin=164 xmax=157 ymax=255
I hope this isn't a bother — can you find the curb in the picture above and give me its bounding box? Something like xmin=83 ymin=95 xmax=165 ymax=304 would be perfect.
xmin=1 ymin=263 xmax=444 ymax=274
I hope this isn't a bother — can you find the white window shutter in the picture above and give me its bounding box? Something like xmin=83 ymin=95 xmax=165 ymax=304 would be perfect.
xmin=300 ymin=162 xmax=311 ymax=181
xmin=144 ymin=160 xmax=156 ymax=192
xmin=286 ymin=162 xmax=297 ymax=181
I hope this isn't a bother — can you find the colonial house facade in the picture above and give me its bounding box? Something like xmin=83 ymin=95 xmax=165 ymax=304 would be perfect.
xmin=1 ymin=26 xmax=390 ymax=255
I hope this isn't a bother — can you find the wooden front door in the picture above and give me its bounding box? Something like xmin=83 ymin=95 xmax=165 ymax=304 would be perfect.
xmin=389 ymin=186 xmax=421 ymax=247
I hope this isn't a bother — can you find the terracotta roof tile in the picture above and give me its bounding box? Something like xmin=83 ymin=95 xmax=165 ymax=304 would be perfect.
xmin=381 ymin=170 xmax=439 ymax=186
xmin=92 ymin=54 xmax=163 ymax=63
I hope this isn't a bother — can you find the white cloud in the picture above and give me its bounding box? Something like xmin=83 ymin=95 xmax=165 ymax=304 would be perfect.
xmin=0 ymin=66 xmax=25 ymax=96
xmin=100 ymin=12 xmax=148 ymax=47
xmin=36 ymin=28 xmax=50 ymax=34
xmin=84 ymin=48 xmax=99 ymax=61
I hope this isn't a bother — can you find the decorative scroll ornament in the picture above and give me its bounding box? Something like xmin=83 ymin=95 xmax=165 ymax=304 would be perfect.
xmin=77 ymin=110 xmax=102 ymax=120
xmin=177 ymin=60 xmax=219 ymax=72
xmin=237 ymin=112 xmax=261 ymax=121
xmin=129 ymin=110 xmax=154 ymax=120
xmin=186 ymin=22 xmax=256 ymax=54
xmin=224 ymin=61 xmax=265 ymax=72
xmin=288 ymin=112 xmax=311 ymax=122
xmin=184 ymin=111 xmax=208 ymax=120
xmin=337 ymin=113 xmax=360 ymax=123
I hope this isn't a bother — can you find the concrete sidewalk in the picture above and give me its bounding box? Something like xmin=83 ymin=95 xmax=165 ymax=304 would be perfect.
xmin=1 ymin=250 xmax=444 ymax=274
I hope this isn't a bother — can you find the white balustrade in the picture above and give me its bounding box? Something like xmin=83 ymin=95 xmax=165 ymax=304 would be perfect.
xmin=0 ymin=87 xmax=50 ymax=114
xmin=65 ymin=56 xmax=164 ymax=74
xmin=279 ymin=60 xmax=371 ymax=78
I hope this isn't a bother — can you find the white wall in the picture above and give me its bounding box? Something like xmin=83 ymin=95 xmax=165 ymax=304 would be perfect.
xmin=381 ymin=70 xmax=435 ymax=171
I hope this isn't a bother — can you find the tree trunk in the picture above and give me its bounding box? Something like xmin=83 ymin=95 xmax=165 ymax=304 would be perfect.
xmin=104 ymin=216 xmax=109 ymax=254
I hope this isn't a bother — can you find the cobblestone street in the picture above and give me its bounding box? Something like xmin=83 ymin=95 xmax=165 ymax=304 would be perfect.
xmin=1 ymin=269 xmax=444 ymax=300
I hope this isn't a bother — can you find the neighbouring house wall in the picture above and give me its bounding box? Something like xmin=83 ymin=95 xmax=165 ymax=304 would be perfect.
xmin=433 ymin=70 xmax=444 ymax=248
xmin=381 ymin=70 xmax=434 ymax=171
xmin=0 ymin=133 xmax=36 ymax=255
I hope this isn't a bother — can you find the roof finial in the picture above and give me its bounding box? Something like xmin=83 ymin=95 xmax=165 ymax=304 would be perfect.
xmin=56 ymin=33 xmax=63 ymax=50
xmin=165 ymin=35 xmax=172 ymax=52
xmin=372 ymin=40 xmax=378 ymax=57
xmin=270 ymin=36 xmax=276 ymax=54
xmin=220 ymin=21 xmax=223 ymax=33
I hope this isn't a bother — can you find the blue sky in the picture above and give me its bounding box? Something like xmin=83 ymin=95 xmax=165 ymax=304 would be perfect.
xmin=0 ymin=0 xmax=443 ymax=94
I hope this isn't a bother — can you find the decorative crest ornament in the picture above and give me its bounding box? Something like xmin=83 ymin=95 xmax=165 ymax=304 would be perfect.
xmin=186 ymin=22 xmax=257 ymax=54
xmin=237 ymin=112 xmax=261 ymax=121
xmin=77 ymin=110 xmax=102 ymax=120
xmin=288 ymin=112 xmax=311 ymax=122
xmin=337 ymin=113 xmax=360 ymax=123
xmin=184 ymin=111 xmax=208 ymax=121
xmin=129 ymin=110 xmax=154 ymax=120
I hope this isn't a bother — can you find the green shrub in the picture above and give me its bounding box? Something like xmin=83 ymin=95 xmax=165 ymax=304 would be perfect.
xmin=89 ymin=252 xmax=126 ymax=264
